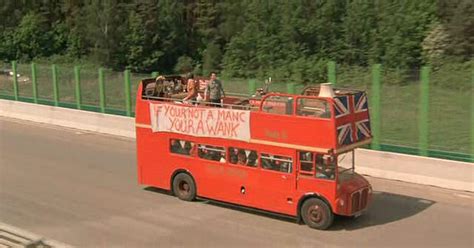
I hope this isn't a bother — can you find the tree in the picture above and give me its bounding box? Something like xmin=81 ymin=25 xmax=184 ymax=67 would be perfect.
xmin=13 ymin=12 xmax=53 ymax=60
xmin=438 ymin=0 xmax=474 ymax=60
xmin=422 ymin=24 xmax=450 ymax=66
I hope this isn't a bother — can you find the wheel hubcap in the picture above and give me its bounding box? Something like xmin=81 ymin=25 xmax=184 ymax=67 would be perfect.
xmin=308 ymin=205 xmax=323 ymax=223
xmin=179 ymin=181 xmax=190 ymax=195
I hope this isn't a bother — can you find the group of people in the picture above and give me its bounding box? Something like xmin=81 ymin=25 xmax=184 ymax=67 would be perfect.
xmin=197 ymin=145 xmax=226 ymax=162
xmin=170 ymin=140 xmax=194 ymax=156
xmin=182 ymin=72 xmax=226 ymax=107
xmin=261 ymin=155 xmax=292 ymax=173
xmin=229 ymin=148 xmax=258 ymax=167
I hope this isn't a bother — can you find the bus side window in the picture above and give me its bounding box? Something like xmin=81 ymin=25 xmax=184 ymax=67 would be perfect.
xmin=198 ymin=144 xmax=226 ymax=163
xmin=316 ymin=154 xmax=335 ymax=180
xmin=170 ymin=139 xmax=194 ymax=156
xmin=262 ymin=96 xmax=294 ymax=115
xmin=229 ymin=147 xmax=258 ymax=167
xmin=261 ymin=153 xmax=293 ymax=173
xmin=299 ymin=151 xmax=314 ymax=175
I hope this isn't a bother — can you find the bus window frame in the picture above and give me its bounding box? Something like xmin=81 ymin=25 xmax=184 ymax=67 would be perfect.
xmin=295 ymin=96 xmax=333 ymax=120
xmin=337 ymin=150 xmax=355 ymax=174
xmin=298 ymin=151 xmax=316 ymax=177
xmin=315 ymin=154 xmax=336 ymax=181
xmin=260 ymin=153 xmax=294 ymax=174
xmin=257 ymin=93 xmax=335 ymax=121
xmin=228 ymin=147 xmax=259 ymax=168
xmin=169 ymin=138 xmax=195 ymax=157
xmin=197 ymin=144 xmax=227 ymax=163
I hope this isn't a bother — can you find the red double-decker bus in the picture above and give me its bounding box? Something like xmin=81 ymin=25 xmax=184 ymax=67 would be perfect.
xmin=135 ymin=79 xmax=372 ymax=230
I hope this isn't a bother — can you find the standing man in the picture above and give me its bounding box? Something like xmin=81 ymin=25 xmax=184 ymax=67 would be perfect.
xmin=204 ymin=72 xmax=225 ymax=107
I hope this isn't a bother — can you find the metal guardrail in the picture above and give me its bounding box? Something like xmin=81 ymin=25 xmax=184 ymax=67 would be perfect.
xmin=0 ymin=223 xmax=72 ymax=248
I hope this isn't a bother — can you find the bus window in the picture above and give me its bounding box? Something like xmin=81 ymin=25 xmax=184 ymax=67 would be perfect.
xmin=299 ymin=151 xmax=314 ymax=175
xmin=338 ymin=150 xmax=354 ymax=174
xmin=261 ymin=96 xmax=294 ymax=115
xmin=261 ymin=153 xmax=293 ymax=173
xmin=170 ymin=139 xmax=194 ymax=156
xmin=316 ymin=154 xmax=335 ymax=179
xmin=198 ymin=144 xmax=226 ymax=163
xmin=297 ymin=98 xmax=331 ymax=118
xmin=229 ymin=147 xmax=258 ymax=167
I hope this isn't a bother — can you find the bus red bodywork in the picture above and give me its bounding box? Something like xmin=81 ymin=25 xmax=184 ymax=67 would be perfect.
xmin=135 ymin=78 xmax=372 ymax=229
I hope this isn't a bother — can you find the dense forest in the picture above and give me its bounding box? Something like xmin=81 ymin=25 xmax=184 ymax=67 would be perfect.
xmin=0 ymin=0 xmax=472 ymax=81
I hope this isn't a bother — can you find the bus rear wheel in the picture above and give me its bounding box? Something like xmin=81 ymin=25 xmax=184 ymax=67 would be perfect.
xmin=301 ymin=198 xmax=334 ymax=230
xmin=172 ymin=173 xmax=196 ymax=201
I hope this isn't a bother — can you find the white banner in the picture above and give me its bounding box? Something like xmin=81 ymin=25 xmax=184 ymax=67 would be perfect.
xmin=150 ymin=103 xmax=250 ymax=142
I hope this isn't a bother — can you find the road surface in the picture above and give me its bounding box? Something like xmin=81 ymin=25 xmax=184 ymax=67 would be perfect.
xmin=1 ymin=117 xmax=473 ymax=247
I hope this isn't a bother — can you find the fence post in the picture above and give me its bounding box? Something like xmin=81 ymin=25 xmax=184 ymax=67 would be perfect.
xmin=248 ymin=79 xmax=256 ymax=96
xmin=419 ymin=66 xmax=430 ymax=156
xmin=151 ymin=71 xmax=158 ymax=78
xmin=12 ymin=61 xmax=19 ymax=100
xmin=124 ymin=69 xmax=132 ymax=116
xmin=74 ymin=65 xmax=82 ymax=110
xmin=286 ymin=83 xmax=295 ymax=94
xmin=98 ymin=68 xmax=106 ymax=113
xmin=52 ymin=64 xmax=59 ymax=106
xmin=31 ymin=63 xmax=38 ymax=103
xmin=371 ymin=64 xmax=382 ymax=150
xmin=327 ymin=61 xmax=336 ymax=85
xmin=471 ymin=66 xmax=474 ymax=161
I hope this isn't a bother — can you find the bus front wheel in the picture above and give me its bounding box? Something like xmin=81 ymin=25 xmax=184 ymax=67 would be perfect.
xmin=301 ymin=198 xmax=334 ymax=230
xmin=172 ymin=173 xmax=196 ymax=201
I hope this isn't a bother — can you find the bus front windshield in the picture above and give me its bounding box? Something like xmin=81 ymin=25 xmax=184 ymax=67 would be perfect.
xmin=337 ymin=150 xmax=355 ymax=175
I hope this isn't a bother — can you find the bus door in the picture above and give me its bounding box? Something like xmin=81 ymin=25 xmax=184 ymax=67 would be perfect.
xmin=256 ymin=153 xmax=296 ymax=215
xmin=296 ymin=151 xmax=337 ymax=200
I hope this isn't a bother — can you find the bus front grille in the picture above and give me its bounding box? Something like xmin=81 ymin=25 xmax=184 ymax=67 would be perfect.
xmin=350 ymin=187 xmax=369 ymax=214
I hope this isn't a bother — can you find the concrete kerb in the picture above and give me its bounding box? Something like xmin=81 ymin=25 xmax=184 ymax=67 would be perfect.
xmin=355 ymin=149 xmax=473 ymax=192
xmin=0 ymin=99 xmax=135 ymax=138
xmin=1 ymin=99 xmax=473 ymax=192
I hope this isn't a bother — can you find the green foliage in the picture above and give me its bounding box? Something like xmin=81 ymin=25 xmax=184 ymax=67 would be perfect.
xmin=438 ymin=0 xmax=474 ymax=59
xmin=0 ymin=0 xmax=471 ymax=78
xmin=13 ymin=12 xmax=54 ymax=60
xmin=174 ymin=55 xmax=194 ymax=74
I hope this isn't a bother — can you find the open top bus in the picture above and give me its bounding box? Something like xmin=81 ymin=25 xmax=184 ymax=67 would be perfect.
xmin=135 ymin=77 xmax=372 ymax=230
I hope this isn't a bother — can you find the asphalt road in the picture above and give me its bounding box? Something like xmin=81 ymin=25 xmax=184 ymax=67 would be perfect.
xmin=1 ymin=117 xmax=473 ymax=248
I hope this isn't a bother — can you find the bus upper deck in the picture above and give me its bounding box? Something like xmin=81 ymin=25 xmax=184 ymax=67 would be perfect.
xmin=136 ymin=77 xmax=372 ymax=155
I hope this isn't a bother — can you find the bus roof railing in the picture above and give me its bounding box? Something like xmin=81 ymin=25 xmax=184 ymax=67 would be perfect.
xmin=142 ymin=95 xmax=253 ymax=110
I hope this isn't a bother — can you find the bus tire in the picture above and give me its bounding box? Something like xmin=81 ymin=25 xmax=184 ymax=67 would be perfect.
xmin=172 ymin=173 xmax=196 ymax=201
xmin=301 ymin=198 xmax=334 ymax=230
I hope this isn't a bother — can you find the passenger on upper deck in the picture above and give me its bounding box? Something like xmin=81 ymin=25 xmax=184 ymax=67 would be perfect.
xmin=205 ymin=72 xmax=225 ymax=107
xmin=183 ymin=73 xmax=198 ymax=104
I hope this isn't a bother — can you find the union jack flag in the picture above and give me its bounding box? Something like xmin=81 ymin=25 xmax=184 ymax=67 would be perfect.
xmin=355 ymin=119 xmax=371 ymax=141
xmin=336 ymin=91 xmax=371 ymax=146
xmin=334 ymin=96 xmax=350 ymax=117
xmin=337 ymin=124 xmax=353 ymax=146
xmin=354 ymin=91 xmax=368 ymax=113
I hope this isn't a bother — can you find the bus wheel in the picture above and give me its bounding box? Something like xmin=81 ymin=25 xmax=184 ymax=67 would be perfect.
xmin=301 ymin=198 xmax=334 ymax=230
xmin=172 ymin=173 xmax=196 ymax=201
